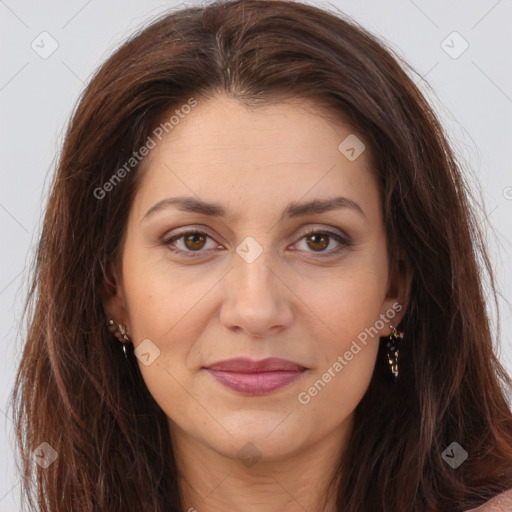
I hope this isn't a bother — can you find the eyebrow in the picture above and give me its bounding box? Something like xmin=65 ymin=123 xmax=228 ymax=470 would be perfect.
xmin=142 ymin=195 xmax=366 ymax=223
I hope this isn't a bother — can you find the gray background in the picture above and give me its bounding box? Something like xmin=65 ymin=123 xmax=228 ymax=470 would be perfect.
xmin=1 ymin=0 xmax=511 ymax=509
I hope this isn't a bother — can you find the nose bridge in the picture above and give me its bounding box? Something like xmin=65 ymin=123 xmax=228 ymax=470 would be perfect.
xmin=232 ymin=240 xmax=279 ymax=305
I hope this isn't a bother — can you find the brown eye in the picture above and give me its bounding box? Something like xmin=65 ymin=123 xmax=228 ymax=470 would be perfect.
xmin=294 ymin=229 xmax=352 ymax=258
xmin=183 ymin=232 xmax=207 ymax=251
xmin=306 ymin=233 xmax=330 ymax=252
xmin=164 ymin=230 xmax=219 ymax=258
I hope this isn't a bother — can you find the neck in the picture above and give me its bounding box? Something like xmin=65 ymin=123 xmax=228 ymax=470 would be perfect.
xmin=170 ymin=415 xmax=353 ymax=512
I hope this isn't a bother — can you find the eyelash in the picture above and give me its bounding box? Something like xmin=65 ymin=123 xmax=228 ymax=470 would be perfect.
xmin=162 ymin=227 xmax=352 ymax=259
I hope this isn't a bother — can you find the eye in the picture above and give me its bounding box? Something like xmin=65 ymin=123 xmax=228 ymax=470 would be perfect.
xmin=293 ymin=228 xmax=352 ymax=257
xmin=163 ymin=230 xmax=221 ymax=258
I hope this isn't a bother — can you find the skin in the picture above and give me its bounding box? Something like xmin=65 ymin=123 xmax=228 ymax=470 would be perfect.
xmin=104 ymin=94 xmax=411 ymax=512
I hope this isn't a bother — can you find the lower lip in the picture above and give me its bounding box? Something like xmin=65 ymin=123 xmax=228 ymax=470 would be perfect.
xmin=206 ymin=369 xmax=306 ymax=395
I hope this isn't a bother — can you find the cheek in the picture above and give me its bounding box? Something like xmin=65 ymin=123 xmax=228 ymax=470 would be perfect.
xmin=294 ymin=260 xmax=386 ymax=418
xmin=121 ymin=264 xmax=208 ymax=418
xmin=306 ymin=258 xmax=387 ymax=347
xmin=121 ymin=240 xmax=217 ymax=343
xmin=119 ymin=251 xmax=214 ymax=405
xmin=296 ymin=340 xmax=379 ymax=438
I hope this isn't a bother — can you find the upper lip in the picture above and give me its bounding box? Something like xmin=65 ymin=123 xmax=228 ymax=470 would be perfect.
xmin=204 ymin=357 xmax=307 ymax=373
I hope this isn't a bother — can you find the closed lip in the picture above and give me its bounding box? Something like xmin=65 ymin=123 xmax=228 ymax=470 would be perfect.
xmin=203 ymin=357 xmax=307 ymax=372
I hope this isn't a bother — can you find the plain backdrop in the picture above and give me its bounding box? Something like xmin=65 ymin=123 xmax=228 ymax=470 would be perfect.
xmin=1 ymin=0 xmax=511 ymax=509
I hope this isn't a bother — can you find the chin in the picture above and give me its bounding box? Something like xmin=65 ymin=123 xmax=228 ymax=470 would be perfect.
xmin=201 ymin=413 xmax=310 ymax=462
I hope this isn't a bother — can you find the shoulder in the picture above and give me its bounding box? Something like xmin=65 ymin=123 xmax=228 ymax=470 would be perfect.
xmin=465 ymin=488 xmax=512 ymax=512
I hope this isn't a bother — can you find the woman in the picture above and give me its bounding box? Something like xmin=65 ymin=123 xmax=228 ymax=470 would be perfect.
xmin=11 ymin=0 xmax=512 ymax=510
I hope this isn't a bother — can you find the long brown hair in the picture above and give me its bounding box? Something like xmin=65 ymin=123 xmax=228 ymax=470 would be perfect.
xmin=11 ymin=1 xmax=512 ymax=510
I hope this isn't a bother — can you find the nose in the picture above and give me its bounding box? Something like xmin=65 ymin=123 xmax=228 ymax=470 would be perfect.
xmin=219 ymin=249 xmax=293 ymax=339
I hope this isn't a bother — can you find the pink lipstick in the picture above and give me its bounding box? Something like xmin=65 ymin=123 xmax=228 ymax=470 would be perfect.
xmin=204 ymin=357 xmax=307 ymax=395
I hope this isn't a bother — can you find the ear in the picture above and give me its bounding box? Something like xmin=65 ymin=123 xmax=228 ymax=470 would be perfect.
xmin=102 ymin=263 xmax=130 ymax=330
xmin=380 ymin=252 xmax=412 ymax=337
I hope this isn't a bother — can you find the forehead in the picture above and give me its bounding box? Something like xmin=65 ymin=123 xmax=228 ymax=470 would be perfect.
xmin=132 ymin=95 xmax=380 ymax=224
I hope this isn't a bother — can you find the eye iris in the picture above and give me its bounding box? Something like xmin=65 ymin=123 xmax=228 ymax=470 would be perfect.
xmin=307 ymin=233 xmax=329 ymax=251
xmin=184 ymin=233 xmax=206 ymax=250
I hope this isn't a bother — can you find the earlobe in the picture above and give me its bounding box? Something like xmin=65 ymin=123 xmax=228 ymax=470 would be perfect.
xmin=395 ymin=258 xmax=412 ymax=312
xmin=101 ymin=265 xmax=129 ymax=327
xmin=381 ymin=257 xmax=412 ymax=336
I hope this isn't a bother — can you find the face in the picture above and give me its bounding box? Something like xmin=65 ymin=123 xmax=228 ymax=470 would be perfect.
xmin=104 ymin=94 xmax=409 ymax=463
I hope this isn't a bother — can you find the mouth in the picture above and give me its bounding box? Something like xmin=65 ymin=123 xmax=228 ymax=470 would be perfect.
xmin=203 ymin=357 xmax=308 ymax=395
